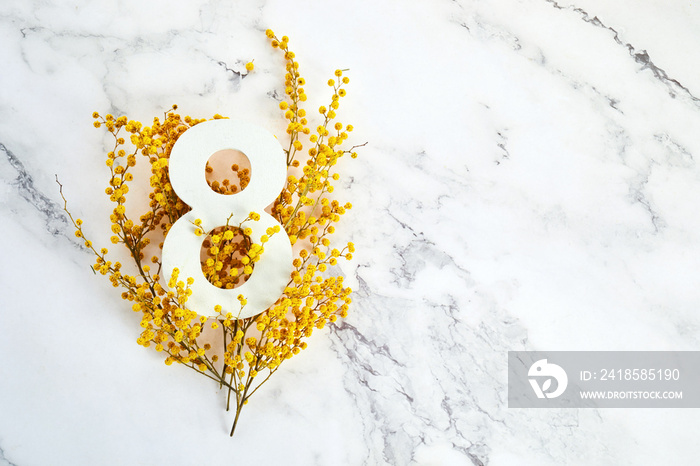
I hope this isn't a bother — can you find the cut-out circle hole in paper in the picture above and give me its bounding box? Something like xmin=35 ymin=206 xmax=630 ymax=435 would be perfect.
xmin=205 ymin=149 xmax=252 ymax=195
xmin=199 ymin=225 xmax=255 ymax=289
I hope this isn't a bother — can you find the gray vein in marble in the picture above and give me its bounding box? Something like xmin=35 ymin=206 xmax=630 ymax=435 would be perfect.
xmin=0 ymin=441 xmax=17 ymax=466
xmin=469 ymin=13 xmax=522 ymax=52
xmin=605 ymin=122 xmax=669 ymax=233
xmin=338 ymin=321 xmax=404 ymax=370
xmin=266 ymin=89 xmax=284 ymax=102
xmin=216 ymin=60 xmax=244 ymax=91
xmin=629 ymin=171 xmax=664 ymax=233
xmin=454 ymin=444 xmax=486 ymax=466
xmin=495 ymin=130 xmax=510 ymax=165
xmin=383 ymin=208 xmax=474 ymax=289
xmin=654 ymin=133 xmax=694 ymax=168
xmin=392 ymin=237 xmax=473 ymax=289
xmin=544 ymin=0 xmax=700 ymax=104
xmin=0 ymin=143 xmax=68 ymax=237
xmin=385 ymin=209 xmax=419 ymax=238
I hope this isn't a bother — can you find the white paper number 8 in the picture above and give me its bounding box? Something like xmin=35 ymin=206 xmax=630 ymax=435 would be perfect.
xmin=161 ymin=119 xmax=293 ymax=319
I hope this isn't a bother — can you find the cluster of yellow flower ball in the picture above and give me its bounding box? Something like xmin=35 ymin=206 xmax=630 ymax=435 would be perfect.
xmin=61 ymin=29 xmax=359 ymax=437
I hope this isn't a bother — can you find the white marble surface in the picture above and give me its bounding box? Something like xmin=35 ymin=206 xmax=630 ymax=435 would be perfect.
xmin=2 ymin=0 xmax=700 ymax=464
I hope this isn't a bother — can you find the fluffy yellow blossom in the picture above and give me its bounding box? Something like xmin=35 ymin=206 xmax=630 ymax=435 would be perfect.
xmin=60 ymin=28 xmax=360 ymax=439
